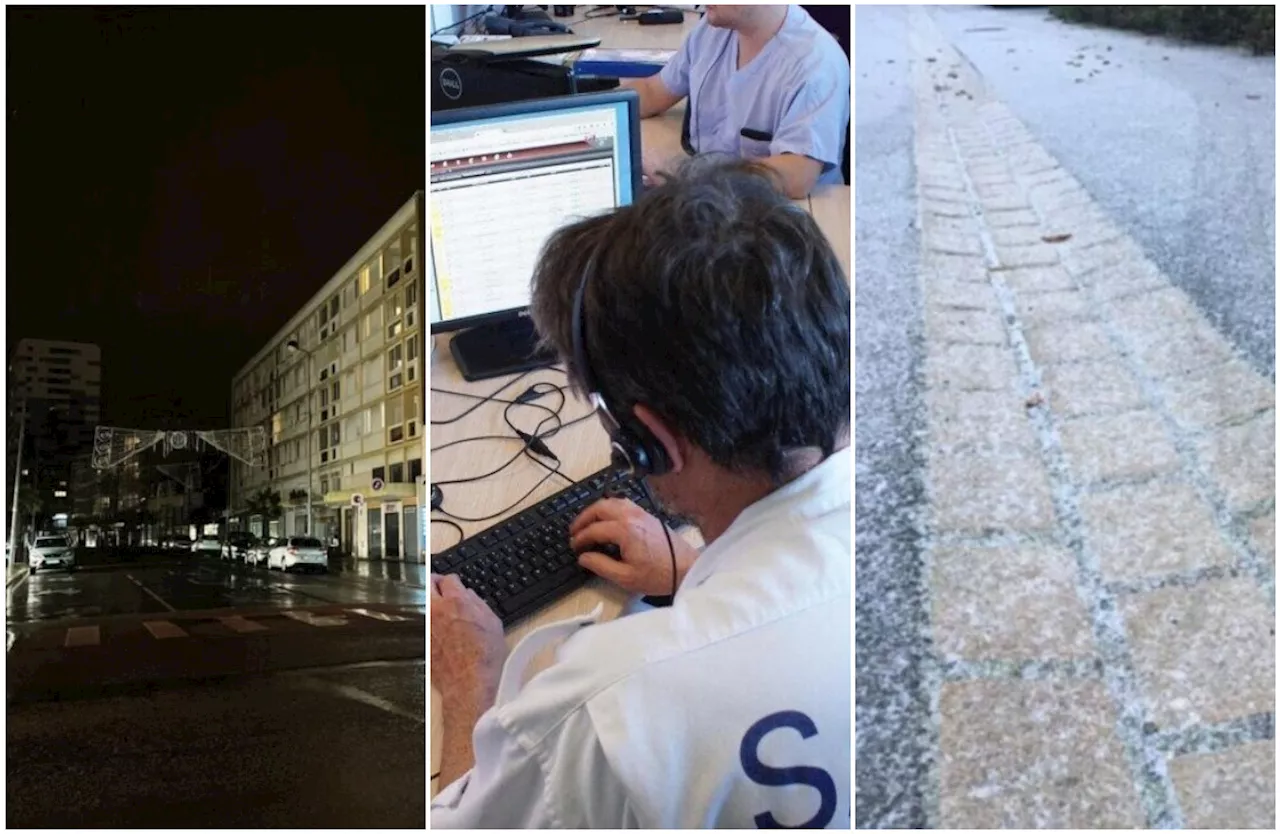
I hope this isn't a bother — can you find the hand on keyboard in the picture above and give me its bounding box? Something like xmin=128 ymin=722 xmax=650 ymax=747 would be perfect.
xmin=569 ymin=496 xmax=698 ymax=597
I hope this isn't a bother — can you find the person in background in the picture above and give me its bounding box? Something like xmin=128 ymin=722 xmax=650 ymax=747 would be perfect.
xmin=430 ymin=159 xmax=850 ymax=828
xmin=625 ymin=4 xmax=849 ymax=198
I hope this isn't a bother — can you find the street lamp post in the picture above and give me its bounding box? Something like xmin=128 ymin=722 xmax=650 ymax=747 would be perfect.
xmin=285 ymin=339 xmax=314 ymax=537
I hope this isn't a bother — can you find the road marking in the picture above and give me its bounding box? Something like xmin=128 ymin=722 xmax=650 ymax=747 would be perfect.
xmin=125 ymin=573 xmax=176 ymax=612
xmin=282 ymin=610 xmax=348 ymax=627
xmin=219 ymin=615 xmax=268 ymax=633
xmin=345 ymin=607 xmax=412 ymax=622
xmin=299 ymin=678 xmax=424 ymax=725
xmin=64 ymin=626 xmax=100 ymax=647
xmin=143 ymin=620 xmax=188 ymax=639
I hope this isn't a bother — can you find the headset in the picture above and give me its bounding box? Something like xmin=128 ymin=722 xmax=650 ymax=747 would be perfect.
xmin=569 ymin=246 xmax=672 ymax=479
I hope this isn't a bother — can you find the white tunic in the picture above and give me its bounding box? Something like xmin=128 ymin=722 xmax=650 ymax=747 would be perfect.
xmin=432 ymin=448 xmax=851 ymax=828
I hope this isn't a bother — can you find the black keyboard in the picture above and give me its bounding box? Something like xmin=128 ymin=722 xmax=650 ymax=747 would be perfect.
xmin=431 ymin=466 xmax=685 ymax=627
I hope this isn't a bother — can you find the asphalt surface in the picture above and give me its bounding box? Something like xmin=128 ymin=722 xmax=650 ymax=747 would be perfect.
xmin=853 ymin=6 xmax=1275 ymax=829
xmin=931 ymin=5 xmax=1276 ymax=376
xmin=8 ymin=555 xmax=425 ymax=623
xmin=7 ymin=659 xmax=426 ymax=828
xmin=853 ymin=7 xmax=930 ymax=829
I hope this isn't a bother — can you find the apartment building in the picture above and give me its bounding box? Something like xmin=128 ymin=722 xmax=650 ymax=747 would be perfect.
xmin=7 ymin=339 xmax=102 ymax=530
xmin=229 ymin=193 xmax=425 ymax=562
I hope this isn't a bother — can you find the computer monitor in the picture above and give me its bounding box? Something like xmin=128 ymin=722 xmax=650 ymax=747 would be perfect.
xmin=428 ymin=89 xmax=642 ymax=381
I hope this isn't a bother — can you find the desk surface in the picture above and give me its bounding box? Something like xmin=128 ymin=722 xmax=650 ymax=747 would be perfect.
xmin=429 ymin=12 xmax=849 ymax=796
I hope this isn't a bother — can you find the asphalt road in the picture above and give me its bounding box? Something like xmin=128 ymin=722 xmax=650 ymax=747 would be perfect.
xmin=853 ymin=6 xmax=930 ymax=829
xmin=7 ymin=659 xmax=426 ymax=828
xmin=8 ymin=556 xmax=426 ymax=623
xmin=931 ymin=5 xmax=1275 ymax=376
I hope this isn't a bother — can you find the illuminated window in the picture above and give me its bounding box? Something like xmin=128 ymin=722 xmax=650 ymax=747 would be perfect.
xmin=359 ymin=265 xmax=371 ymax=295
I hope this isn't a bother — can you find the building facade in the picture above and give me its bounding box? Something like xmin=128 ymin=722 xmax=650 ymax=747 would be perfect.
xmin=229 ymin=193 xmax=425 ymax=562
xmin=7 ymin=339 xmax=102 ymax=536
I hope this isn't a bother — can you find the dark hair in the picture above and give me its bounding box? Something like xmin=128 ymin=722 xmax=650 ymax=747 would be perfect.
xmin=530 ymin=157 xmax=849 ymax=482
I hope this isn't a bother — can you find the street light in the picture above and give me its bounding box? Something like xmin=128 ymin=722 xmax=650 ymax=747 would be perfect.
xmin=285 ymin=339 xmax=314 ymax=538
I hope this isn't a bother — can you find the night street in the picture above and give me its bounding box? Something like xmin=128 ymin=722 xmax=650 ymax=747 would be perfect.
xmin=7 ymin=554 xmax=425 ymax=827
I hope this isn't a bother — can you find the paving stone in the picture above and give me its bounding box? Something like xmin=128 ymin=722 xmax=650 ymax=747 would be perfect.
xmin=924 ymin=213 xmax=981 ymax=238
xmin=928 ymin=389 xmax=1040 ymax=454
xmin=1000 ymin=264 xmax=1078 ymax=295
xmin=938 ymin=679 xmax=1144 ymax=829
xmin=1024 ymin=319 xmax=1117 ymax=366
xmin=1062 ymin=238 xmax=1147 ymax=278
xmin=923 ymin=184 xmax=969 ymax=205
xmin=923 ymin=251 xmax=987 ymax=281
xmin=981 ymin=193 xmax=1033 ymax=212
xmin=1059 ymin=410 xmax=1180 ymax=485
xmin=922 ymin=199 xmax=973 ymax=219
xmin=926 ymin=307 xmax=1007 ymax=347
xmin=931 ymin=542 xmax=1095 ymax=661
xmin=1247 ymin=509 xmax=1274 ymax=569
xmin=1196 ymin=410 xmax=1275 ymax=514
xmin=925 ymin=231 xmax=985 ymax=257
xmin=1043 ymin=359 xmax=1146 ymax=418
xmin=926 ymin=343 xmax=1019 ymax=392
xmin=1110 ymin=290 xmax=1236 ymax=379
xmin=928 ymin=277 xmax=1001 ymax=310
xmin=1080 ymin=479 xmax=1236 ymax=583
xmin=1016 ymin=289 xmax=1095 ymax=328
xmin=990 ymin=226 xmax=1047 ymax=248
xmin=995 ymin=243 xmax=1060 ymax=269
xmin=1085 ymin=258 xmax=1169 ymax=301
xmin=929 ymin=443 xmax=1056 ymax=533
xmin=1020 ymin=167 xmax=1072 ymax=189
xmin=1059 ymin=221 xmax=1124 ymax=250
xmin=1169 ymin=741 xmax=1276 ymax=830
xmin=984 ymin=208 xmax=1040 ymax=228
xmin=975 ymin=182 xmax=1023 ymax=203
xmin=1121 ymin=578 xmax=1274 ymax=729
xmin=1157 ymin=359 xmax=1275 ymax=432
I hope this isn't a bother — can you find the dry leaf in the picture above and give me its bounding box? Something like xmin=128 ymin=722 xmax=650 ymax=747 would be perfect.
xmin=1025 ymin=392 xmax=1045 ymax=408
xmin=1042 ymin=233 xmax=1073 ymax=244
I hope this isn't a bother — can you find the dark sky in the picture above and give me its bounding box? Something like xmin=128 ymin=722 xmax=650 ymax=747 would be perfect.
xmin=7 ymin=6 xmax=424 ymax=429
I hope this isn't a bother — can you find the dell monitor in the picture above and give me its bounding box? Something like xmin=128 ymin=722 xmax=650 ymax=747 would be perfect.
xmin=428 ymin=89 xmax=643 ymax=381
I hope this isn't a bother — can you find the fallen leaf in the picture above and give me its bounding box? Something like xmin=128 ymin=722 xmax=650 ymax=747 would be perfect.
xmin=1025 ymin=392 xmax=1045 ymax=408
xmin=1042 ymin=233 xmax=1073 ymax=244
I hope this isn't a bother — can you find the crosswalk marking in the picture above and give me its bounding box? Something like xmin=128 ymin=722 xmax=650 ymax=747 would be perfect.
xmin=143 ymin=620 xmax=188 ymax=639
xmin=64 ymin=626 xmax=100 ymax=647
xmin=345 ymin=607 xmax=412 ymax=622
xmin=283 ymin=610 xmax=348 ymax=627
xmin=220 ymin=615 xmax=268 ymax=633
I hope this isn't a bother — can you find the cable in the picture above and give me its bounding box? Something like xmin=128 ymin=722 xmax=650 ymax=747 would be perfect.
xmin=430 ymin=519 xmax=465 ymax=556
xmin=430 ymin=5 xmax=492 ymax=38
xmin=639 ymin=479 xmax=678 ymax=600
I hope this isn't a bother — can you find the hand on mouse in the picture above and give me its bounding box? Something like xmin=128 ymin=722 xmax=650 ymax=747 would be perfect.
xmin=569 ymin=497 xmax=698 ymax=596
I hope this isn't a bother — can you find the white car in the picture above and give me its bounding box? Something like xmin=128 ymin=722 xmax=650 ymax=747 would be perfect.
xmin=267 ymin=537 xmax=327 ymax=573
xmin=191 ymin=536 xmax=222 ymax=556
xmin=244 ymin=537 xmax=277 ymax=567
xmin=29 ymin=536 xmax=75 ymax=573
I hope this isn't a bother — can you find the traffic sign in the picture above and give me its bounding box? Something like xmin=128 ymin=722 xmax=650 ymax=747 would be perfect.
xmin=372 ymin=477 xmax=385 ymax=491
xmin=350 ymin=493 xmax=365 ymax=507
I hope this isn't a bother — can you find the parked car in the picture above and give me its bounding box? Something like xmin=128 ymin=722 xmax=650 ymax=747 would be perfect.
xmin=191 ymin=536 xmax=222 ymax=556
xmin=244 ymin=537 xmax=277 ymax=567
xmin=29 ymin=535 xmax=75 ymax=573
xmin=221 ymin=532 xmax=257 ymax=562
xmin=267 ymin=536 xmax=328 ymax=573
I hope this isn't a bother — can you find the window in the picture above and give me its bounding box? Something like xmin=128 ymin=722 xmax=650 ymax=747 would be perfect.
xmin=319 ymin=423 xmax=340 ymax=464
xmin=363 ymin=307 xmax=382 ymax=339
xmin=318 ymin=294 xmax=339 ymax=339
xmin=343 ymin=326 xmax=357 ymax=353
xmin=359 ymin=265 xmax=371 ymax=295
xmin=386 ymin=266 xmax=401 ymax=290
xmin=387 ymin=319 xmax=403 ymax=340
xmin=405 ymin=282 xmax=418 ymax=330
xmin=373 ymin=466 xmax=386 ymax=483
xmin=402 ymin=226 xmax=417 ymax=276
xmin=389 ymin=462 xmax=405 ymax=483
xmin=387 ymin=396 xmax=405 ymax=443
xmin=387 ymin=344 xmax=404 ymax=391
xmin=406 ymin=337 xmax=419 ymax=383
xmin=409 ymin=458 xmax=422 ymax=482
xmin=408 ymin=391 xmax=420 ymax=438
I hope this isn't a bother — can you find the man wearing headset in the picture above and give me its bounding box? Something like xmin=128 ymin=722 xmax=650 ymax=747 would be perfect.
xmin=625 ymin=4 xmax=849 ymax=199
xmin=431 ymin=158 xmax=850 ymax=828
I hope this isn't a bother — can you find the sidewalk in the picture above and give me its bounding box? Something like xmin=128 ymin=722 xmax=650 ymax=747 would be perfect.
xmin=328 ymin=556 xmax=426 ymax=589
xmin=908 ymin=8 xmax=1273 ymax=830
xmin=7 ymin=562 xmax=29 ymax=589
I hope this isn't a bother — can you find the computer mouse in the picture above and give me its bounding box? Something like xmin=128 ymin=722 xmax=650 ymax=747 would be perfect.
xmin=430 ymin=484 xmax=443 ymax=511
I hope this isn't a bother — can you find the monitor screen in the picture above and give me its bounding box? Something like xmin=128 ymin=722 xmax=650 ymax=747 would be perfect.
xmin=428 ymin=90 xmax=640 ymax=333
